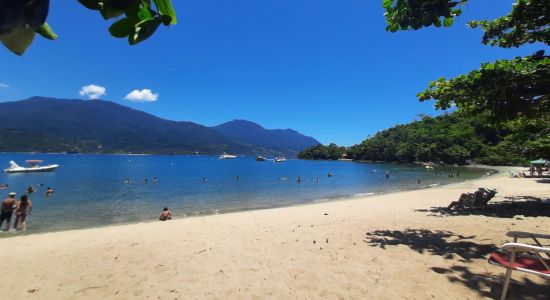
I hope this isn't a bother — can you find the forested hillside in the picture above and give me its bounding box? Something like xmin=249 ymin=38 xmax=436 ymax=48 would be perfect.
xmin=299 ymin=113 xmax=550 ymax=165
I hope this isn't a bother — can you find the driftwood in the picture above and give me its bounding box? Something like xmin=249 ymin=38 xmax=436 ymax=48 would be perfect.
xmin=448 ymin=188 xmax=497 ymax=209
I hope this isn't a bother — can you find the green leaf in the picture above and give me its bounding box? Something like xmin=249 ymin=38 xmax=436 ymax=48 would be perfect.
xmin=0 ymin=26 xmax=36 ymax=56
xmin=154 ymin=0 xmax=177 ymax=25
xmin=35 ymin=22 xmax=58 ymax=40
xmin=443 ymin=17 xmax=454 ymax=27
xmin=129 ymin=17 xmax=162 ymax=45
xmin=382 ymin=0 xmax=393 ymax=9
xmin=109 ymin=18 xmax=132 ymax=38
xmin=78 ymin=0 xmax=102 ymax=10
xmin=99 ymin=3 xmax=124 ymax=19
xmin=389 ymin=23 xmax=399 ymax=32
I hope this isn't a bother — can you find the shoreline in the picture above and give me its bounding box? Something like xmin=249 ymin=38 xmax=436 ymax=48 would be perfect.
xmin=1 ymin=166 xmax=500 ymax=238
xmin=0 ymin=169 xmax=548 ymax=298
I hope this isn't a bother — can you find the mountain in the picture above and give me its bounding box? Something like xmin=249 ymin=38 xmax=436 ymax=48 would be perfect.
xmin=0 ymin=97 xmax=319 ymax=156
xmin=213 ymin=120 xmax=319 ymax=155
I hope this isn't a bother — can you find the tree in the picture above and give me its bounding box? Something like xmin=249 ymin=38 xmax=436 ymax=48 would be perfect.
xmin=383 ymin=0 xmax=549 ymax=123
xmin=0 ymin=0 xmax=177 ymax=56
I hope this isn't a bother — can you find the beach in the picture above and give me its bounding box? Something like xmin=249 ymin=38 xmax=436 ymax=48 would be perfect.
xmin=1 ymin=171 xmax=548 ymax=299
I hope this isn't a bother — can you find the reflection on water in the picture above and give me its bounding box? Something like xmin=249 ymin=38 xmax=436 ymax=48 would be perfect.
xmin=0 ymin=154 xmax=493 ymax=234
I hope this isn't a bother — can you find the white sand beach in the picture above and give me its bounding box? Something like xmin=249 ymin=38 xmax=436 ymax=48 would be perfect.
xmin=1 ymin=172 xmax=548 ymax=299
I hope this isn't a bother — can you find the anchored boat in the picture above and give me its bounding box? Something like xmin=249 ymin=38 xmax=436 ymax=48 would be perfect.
xmin=4 ymin=160 xmax=59 ymax=173
xmin=219 ymin=153 xmax=237 ymax=159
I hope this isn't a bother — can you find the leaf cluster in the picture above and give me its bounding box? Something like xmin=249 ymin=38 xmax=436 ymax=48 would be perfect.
xmin=78 ymin=0 xmax=177 ymax=45
xmin=418 ymin=51 xmax=550 ymax=121
xmin=382 ymin=0 xmax=466 ymax=32
xmin=0 ymin=0 xmax=57 ymax=55
xmin=468 ymin=0 xmax=549 ymax=48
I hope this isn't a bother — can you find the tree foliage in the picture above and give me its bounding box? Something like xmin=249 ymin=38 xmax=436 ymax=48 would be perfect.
xmin=383 ymin=0 xmax=467 ymax=32
xmin=301 ymin=113 xmax=550 ymax=165
xmin=0 ymin=0 xmax=176 ymax=56
xmin=468 ymin=0 xmax=549 ymax=48
xmin=298 ymin=143 xmax=347 ymax=160
xmin=418 ymin=51 xmax=550 ymax=121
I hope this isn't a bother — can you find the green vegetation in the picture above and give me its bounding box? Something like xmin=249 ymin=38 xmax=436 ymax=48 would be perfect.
xmin=0 ymin=0 xmax=177 ymax=55
xmin=299 ymin=113 xmax=550 ymax=165
xmin=298 ymin=144 xmax=346 ymax=160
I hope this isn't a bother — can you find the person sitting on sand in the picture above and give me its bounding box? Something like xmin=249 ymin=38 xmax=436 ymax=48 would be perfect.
xmin=159 ymin=207 xmax=172 ymax=221
xmin=46 ymin=187 xmax=54 ymax=195
xmin=14 ymin=195 xmax=32 ymax=231
xmin=1 ymin=192 xmax=17 ymax=231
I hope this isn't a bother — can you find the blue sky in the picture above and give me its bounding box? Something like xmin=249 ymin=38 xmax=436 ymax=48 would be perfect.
xmin=0 ymin=0 xmax=545 ymax=145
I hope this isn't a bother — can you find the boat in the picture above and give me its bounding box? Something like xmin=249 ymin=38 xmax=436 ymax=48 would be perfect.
xmin=219 ymin=153 xmax=237 ymax=159
xmin=256 ymin=156 xmax=266 ymax=161
xmin=4 ymin=160 xmax=59 ymax=173
xmin=274 ymin=157 xmax=286 ymax=163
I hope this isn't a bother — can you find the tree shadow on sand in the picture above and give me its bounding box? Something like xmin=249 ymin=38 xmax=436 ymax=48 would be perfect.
xmin=364 ymin=229 xmax=549 ymax=299
xmin=432 ymin=265 xmax=550 ymax=299
xmin=363 ymin=228 xmax=496 ymax=262
xmin=415 ymin=196 xmax=550 ymax=218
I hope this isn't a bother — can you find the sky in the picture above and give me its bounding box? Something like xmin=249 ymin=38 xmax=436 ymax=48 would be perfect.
xmin=0 ymin=0 xmax=546 ymax=146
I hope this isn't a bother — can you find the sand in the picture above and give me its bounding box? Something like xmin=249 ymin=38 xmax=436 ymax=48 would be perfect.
xmin=1 ymin=171 xmax=549 ymax=299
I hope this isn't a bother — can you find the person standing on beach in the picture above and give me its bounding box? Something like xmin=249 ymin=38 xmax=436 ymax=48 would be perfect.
xmin=14 ymin=195 xmax=32 ymax=231
xmin=0 ymin=192 xmax=17 ymax=231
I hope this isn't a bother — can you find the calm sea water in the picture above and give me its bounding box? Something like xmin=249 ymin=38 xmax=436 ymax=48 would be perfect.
xmin=0 ymin=153 xmax=493 ymax=234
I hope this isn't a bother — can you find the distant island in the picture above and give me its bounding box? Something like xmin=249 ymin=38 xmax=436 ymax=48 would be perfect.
xmin=299 ymin=112 xmax=549 ymax=166
xmin=0 ymin=97 xmax=319 ymax=156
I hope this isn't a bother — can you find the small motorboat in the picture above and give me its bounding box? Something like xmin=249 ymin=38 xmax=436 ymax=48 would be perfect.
xmin=274 ymin=157 xmax=287 ymax=163
xmin=256 ymin=156 xmax=266 ymax=161
xmin=219 ymin=153 xmax=237 ymax=159
xmin=4 ymin=160 xmax=59 ymax=173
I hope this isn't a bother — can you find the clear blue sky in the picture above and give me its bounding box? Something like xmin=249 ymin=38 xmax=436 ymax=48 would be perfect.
xmin=0 ymin=0 xmax=544 ymax=145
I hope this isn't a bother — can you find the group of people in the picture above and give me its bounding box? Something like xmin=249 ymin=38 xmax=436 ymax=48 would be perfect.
xmin=0 ymin=192 xmax=32 ymax=231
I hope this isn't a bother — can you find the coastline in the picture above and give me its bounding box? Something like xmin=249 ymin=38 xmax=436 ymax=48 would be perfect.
xmin=1 ymin=168 xmax=548 ymax=299
xmin=1 ymin=165 xmax=499 ymax=237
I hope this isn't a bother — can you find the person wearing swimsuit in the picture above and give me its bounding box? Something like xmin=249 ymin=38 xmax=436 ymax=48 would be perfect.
xmin=14 ymin=195 xmax=32 ymax=231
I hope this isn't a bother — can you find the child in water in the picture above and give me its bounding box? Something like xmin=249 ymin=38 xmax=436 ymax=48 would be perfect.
xmin=159 ymin=207 xmax=172 ymax=221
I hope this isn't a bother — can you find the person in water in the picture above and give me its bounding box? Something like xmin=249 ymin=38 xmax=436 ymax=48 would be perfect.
xmin=14 ymin=195 xmax=32 ymax=231
xmin=46 ymin=187 xmax=54 ymax=195
xmin=153 ymin=177 xmax=158 ymax=183
xmin=385 ymin=171 xmax=390 ymax=179
xmin=297 ymin=176 xmax=301 ymax=183
xmin=328 ymin=172 xmax=333 ymax=177
xmin=27 ymin=185 xmax=37 ymax=193
xmin=159 ymin=207 xmax=172 ymax=221
xmin=1 ymin=192 xmax=17 ymax=231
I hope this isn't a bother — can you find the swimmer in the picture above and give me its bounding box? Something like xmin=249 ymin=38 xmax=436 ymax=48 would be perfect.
xmin=153 ymin=177 xmax=158 ymax=183
xmin=417 ymin=179 xmax=421 ymax=184
xmin=144 ymin=178 xmax=148 ymax=183
xmin=26 ymin=185 xmax=37 ymax=193
xmin=297 ymin=176 xmax=301 ymax=183
xmin=328 ymin=172 xmax=333 ymax=177
xmin=46 ymin=187 xmax=54 ymax=195
xmin=125 ymin=178 xmax=131 ymax=184
xmin=385 ymin=171 xmax=390 ymax=179
xmin=203 ymin=177 xmax=208 ymax=182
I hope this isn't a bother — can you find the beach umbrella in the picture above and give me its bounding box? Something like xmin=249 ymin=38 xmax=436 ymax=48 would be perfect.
xmin=530 ymin=158 xmax=549 ymax=166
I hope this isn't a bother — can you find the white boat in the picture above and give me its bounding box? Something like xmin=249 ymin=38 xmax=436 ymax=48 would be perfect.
xmin=274 ymin=157 xmax=286 ymax=163
xmin=4 ymin=160 xmax=59 ymax=173
xmin=219 ymin=153 xmax=237 ymax=159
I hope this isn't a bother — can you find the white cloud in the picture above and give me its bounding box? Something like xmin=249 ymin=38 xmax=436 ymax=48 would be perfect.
xmin=0 ymin=83 xmax=10 ymax=88
xmin=124 ymin=89 xmax=158 ymax=102
xmin=79 ymin=84 xmax=106 ymax=100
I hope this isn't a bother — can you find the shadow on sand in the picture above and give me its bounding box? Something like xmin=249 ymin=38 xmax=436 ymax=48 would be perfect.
xmin=364 ymin=228 xmax=549 ymax=299
xmin=364 ymin=228 xmax=495 ymax=262
xmin=416 ymin=196 xmax=550 ymax=218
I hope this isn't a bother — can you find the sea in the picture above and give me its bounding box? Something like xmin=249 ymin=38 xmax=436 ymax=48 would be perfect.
xmin=0 ymin=153 xmax=494 ymax=235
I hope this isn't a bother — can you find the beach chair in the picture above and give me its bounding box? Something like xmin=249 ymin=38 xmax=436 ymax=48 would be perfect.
xmin=488 ymin=231 xmax=550 ymax=300
xmin=471 ymin=188 xmax=497 ymax=207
